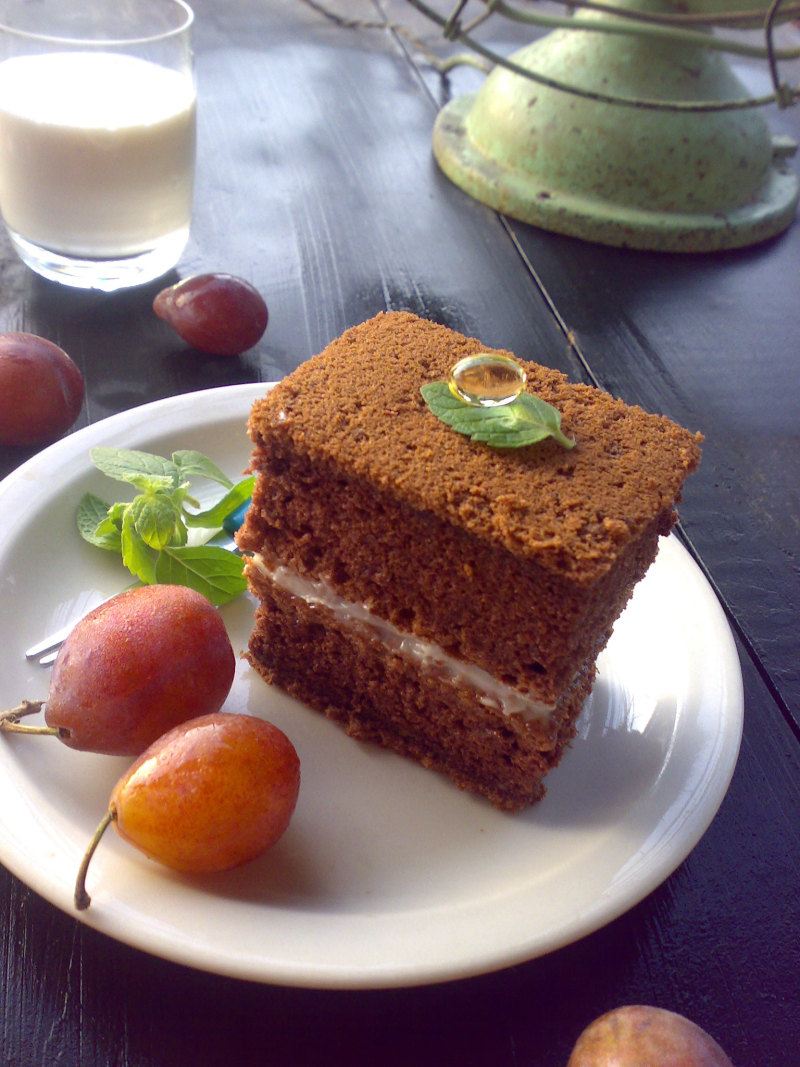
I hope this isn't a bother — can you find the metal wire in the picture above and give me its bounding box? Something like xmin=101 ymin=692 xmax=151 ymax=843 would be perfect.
xmin=404 ymin=0 xmax=800 ymax=111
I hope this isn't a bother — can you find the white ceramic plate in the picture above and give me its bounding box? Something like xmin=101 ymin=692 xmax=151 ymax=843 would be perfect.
xmin=0 ymin=385 xmax=743 ymax=989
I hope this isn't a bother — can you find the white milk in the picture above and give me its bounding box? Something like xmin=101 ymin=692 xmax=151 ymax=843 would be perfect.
xmin=0 ymin=51 xmax=196 ymax=258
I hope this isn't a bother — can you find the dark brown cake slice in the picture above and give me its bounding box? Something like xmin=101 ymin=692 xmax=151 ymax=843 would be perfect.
xmin=238 ymin=311 xmax=702 ymax=809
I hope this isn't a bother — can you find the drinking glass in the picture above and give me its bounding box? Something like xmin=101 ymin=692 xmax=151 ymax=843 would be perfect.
xmin=0 ymin=0 xmax=196 ymax=291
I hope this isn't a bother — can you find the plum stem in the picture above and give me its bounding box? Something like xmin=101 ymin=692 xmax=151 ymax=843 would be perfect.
xmin=0 ymin=699 xmax=44 ymax=719
xmin=0 ymin=700 xmax=65 ymax=739
xmin=74 ymin=808 xmax=116 ymax=911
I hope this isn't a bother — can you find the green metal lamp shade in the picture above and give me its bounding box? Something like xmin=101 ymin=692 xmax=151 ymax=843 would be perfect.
xmin=433 ymin=7 xmax=799 ymax=251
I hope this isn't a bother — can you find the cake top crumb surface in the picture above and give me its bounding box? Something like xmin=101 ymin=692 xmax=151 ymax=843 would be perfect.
xmin=247 ymin=311 xmax=702 ymax=579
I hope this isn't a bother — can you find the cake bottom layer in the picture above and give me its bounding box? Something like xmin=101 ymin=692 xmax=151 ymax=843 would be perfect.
xmin=245 ymin=565 xmax=596 ymax=811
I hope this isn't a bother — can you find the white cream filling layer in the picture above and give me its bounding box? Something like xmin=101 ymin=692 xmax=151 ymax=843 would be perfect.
xmin=252 ymin=554 xmax=556 ymax=722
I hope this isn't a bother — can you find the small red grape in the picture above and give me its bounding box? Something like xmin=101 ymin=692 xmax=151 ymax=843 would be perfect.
xmin=153 ymin=273 xmax=268 ymax=356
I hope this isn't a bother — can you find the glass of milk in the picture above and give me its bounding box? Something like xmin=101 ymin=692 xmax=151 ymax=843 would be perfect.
xmin=0 ymin=0 xmax=196 ymax=291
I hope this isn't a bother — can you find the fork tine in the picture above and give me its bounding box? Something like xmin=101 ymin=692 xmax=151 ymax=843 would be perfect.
xmin=26 ymin=622 xmax=87 ymax=660
xmin=37 ymin=649 xmax=61 ymax=668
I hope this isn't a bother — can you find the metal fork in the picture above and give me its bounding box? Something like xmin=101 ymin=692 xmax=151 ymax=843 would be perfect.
xmin=25 ymin=532 xmax=240 ymax=667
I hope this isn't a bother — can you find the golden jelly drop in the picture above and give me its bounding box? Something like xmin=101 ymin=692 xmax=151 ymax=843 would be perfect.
xmin=448 ymin=353 xmax=527 ymax=407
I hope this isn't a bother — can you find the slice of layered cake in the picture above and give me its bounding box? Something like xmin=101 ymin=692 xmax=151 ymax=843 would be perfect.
xmin=237 ymin=311 xmax=702 ymax=810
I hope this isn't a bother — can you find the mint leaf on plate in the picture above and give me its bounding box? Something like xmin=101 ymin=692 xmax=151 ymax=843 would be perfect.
xmin=126 ymin=492 xmax=186 ymax=551
xmin=155 ymin=546 xmax=249 ymax=606
xmin=121 ymin=508 xmax=157 ymax=586
xmin=77 ymin=493 xmax=122 ymax=551
xmin=89 ymin=447 xmax=185 ymax=494
xmin=77 ymin=447 xmax=252 ymax=605
xmin=172 ymin=450 xmax=234 ymax=489
xmin=184 ymin=475 xmax=254 ymax=529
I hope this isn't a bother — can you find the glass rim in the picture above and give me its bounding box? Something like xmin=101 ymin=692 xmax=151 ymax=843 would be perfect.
xmin=0 ymin=0 xmax=194 ymax=48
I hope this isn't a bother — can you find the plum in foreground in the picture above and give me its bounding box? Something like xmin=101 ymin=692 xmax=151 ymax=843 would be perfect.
xmin=75 ymin=712 xmax=301 ymax=909
xmin=566 ymin=1005 xmax=735 ymax=1067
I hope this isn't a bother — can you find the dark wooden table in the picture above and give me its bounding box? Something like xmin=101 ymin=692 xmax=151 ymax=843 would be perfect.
xmin=1 ymin=2 xmax=798 ymax=1064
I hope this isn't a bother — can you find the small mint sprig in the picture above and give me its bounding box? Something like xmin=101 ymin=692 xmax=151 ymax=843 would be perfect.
xmin=420 ymin=382 xmax=575 ymax=450
xmin=76 ymin=447 xmax=254 ymax=606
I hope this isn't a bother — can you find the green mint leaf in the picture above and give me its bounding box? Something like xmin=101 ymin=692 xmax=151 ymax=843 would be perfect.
xmin=96 ymin=501 xmax=129 ymax=538
xmin=420 ymin=382 xmax=575 ymax=450
xmin=127 ymin=493 xmax=186 ymax=551
xmin=172 ymin=450 xmax=234 ymax=489
xmin=89 ymin=447 xmax=184 ymax=494
xmin=93 ymin=515 xmax=125 ymax=549
xmin=155 ymin=545 xmax=247 ymax=606
xmin=184 ymin=475 xmax=254 ymax=529
xmin=121 ymin=510 xmax=157 ymax=585
xmin=79 ymin=445 xmax=251 ymax=603
xmin=76 ymin=493 xmax=122 ymax=551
